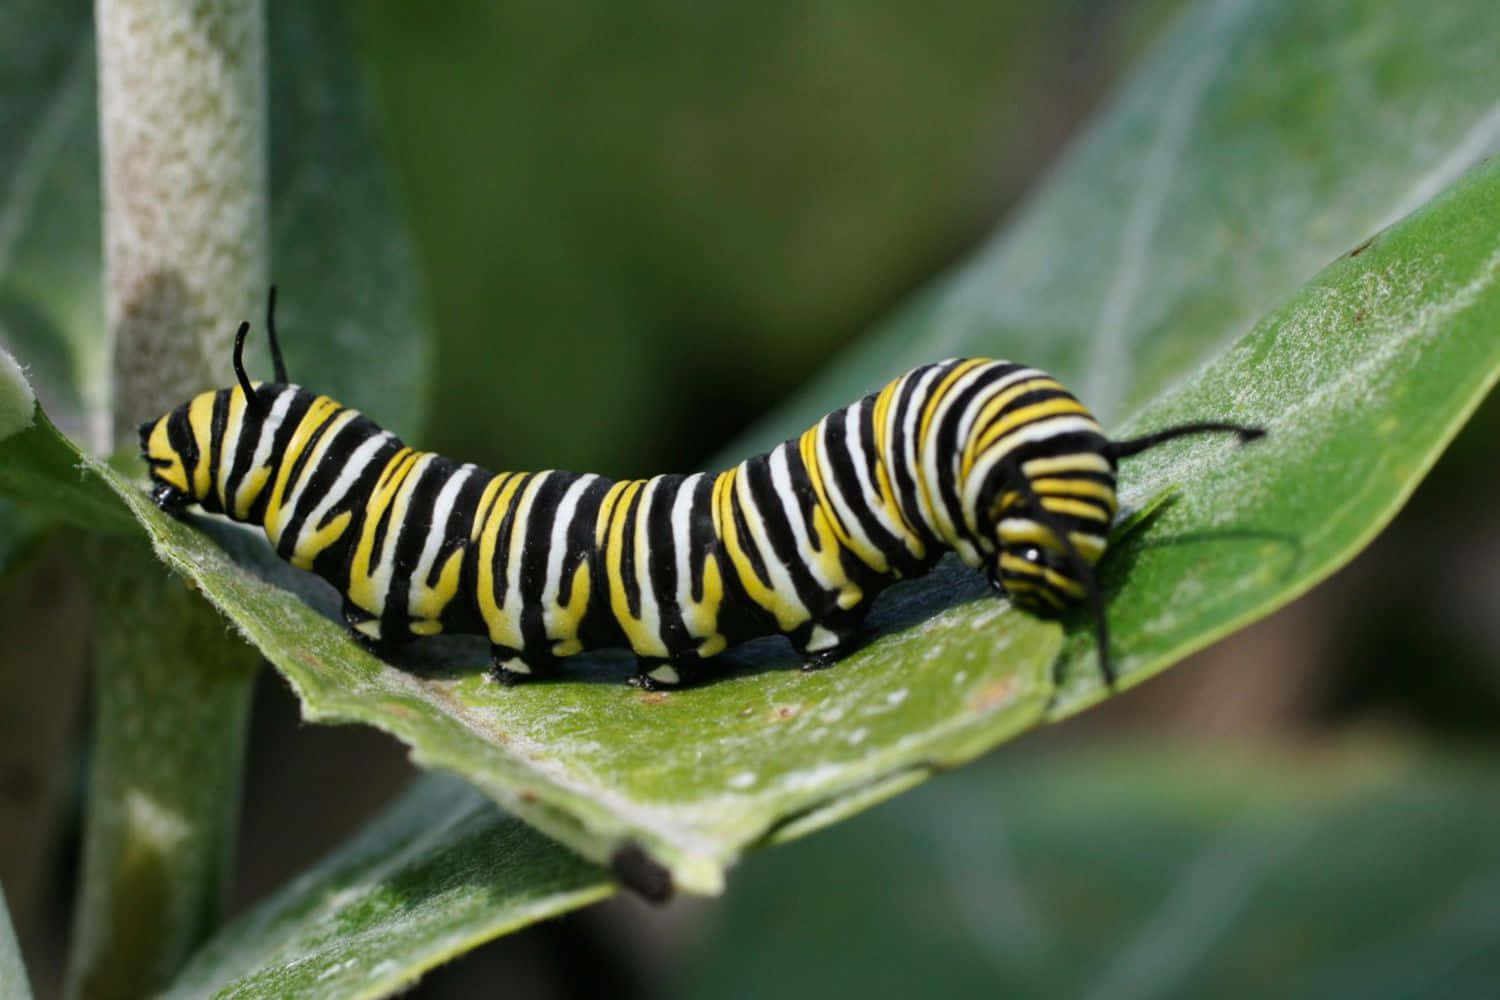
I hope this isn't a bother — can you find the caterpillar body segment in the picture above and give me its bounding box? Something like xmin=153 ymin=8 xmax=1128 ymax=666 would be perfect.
xmin=140 ymin=308 xmax=1263 ymax=688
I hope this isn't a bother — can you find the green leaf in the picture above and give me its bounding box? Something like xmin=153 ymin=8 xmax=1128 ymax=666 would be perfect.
xmin=0 ymin=345 xmax=35 ymax=441
xmin=0 ymin=884 xmax=33 ymax=1000
xmin=666 ymin=747 xmax=1500 ymax=997
xmin=66 ymin=538 xmax=260 ymax=1000
xmin=58 ymin=0 xmax=1500 ymax=898
xmin=163 ymin=776 xmax=610 ymax=1000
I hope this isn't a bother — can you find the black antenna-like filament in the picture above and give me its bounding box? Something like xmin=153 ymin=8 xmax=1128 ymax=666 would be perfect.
xmin=231 ymin=320 xmax=260 ymax=413
xmin=1107 ymin=421 xmax=1264 ymax=461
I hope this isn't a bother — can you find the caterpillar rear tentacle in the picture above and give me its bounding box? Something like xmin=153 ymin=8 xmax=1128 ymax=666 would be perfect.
xmin=139 ymin=294 xmax=1264 ymax=690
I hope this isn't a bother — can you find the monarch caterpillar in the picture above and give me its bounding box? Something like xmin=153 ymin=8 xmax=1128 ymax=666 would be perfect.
xmin=140 ymin=290 xmax=1263 ymax=689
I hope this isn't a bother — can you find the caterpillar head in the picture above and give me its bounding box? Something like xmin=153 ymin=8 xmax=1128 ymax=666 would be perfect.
xmin=139 ymin=289 xmax=289 ymax=516
xmin=139 ymin=393 xmax=217 ymax=514
xmin=983 ymin=420 xmax=1266 ymax=686
xmin=990 ymin=514 xmax=1107 ymax=616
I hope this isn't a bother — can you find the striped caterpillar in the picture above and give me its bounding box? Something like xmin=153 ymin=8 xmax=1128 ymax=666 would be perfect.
xmin=140 ymin=292 xmax=1262 ymax=688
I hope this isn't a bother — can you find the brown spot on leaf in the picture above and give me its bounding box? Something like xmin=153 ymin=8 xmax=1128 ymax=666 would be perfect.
xmin=967 ymin=676 xmax=1016 ymax=712
xmin=771 ymin=703 xmax=802 ymax=722
xmin=638 ymin=692 xmax=671 ymax=706
xmin=1347 ymin=234 xmax=1375 ymax=258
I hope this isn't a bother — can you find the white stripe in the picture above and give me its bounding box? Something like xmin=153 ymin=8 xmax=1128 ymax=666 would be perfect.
xmin=504 ymin=473 xmax=549 ymax=614
xmin=951 ymin=367 xmax=1045 ymax=461
xmin=366 ymin=453 xmax=436 ymax=606
xmin=234 ymin=386 xmax=296 ymax=515
xmin=632 ymin=477 xmax=667 ymax=656
xmin=672 ymin=473 xmax=712 ymax=639
xmin=845 ymin=402 xmax=912 ymax=551
xmin=216 ymin=393 xmax=245 ymax=511
xmin=540 ymin=474 xmax=597 ymax=635
xmin=768 ymin=444 xmax=839 ymax=590
xmin=917 ymin=362 xmax=1004 ymax=544
xmin=276 ymin=408 xmax=360 ymax=537
xmin=291 ymin=428 xmax=394 ymax=547
xmin=407 ymin=464 xmax=477 ymax=616
xmin=734 ymin=461 xmax=809 ymax=627
xmin=898 ymin=366 xmax=946 ymax=536
xmin=814 ymin=411 xmax=885 ymax=571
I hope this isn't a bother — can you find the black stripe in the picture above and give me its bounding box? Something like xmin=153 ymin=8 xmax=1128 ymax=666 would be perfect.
xmin=278 ymin=415 xmax=387 ymax=559
xmin=617 ymin=482 xmax=644 ymax=620
xmin=886 ymin=363 xmax=946 ymax=543
xmin=221 ymin=387 xmax=274 ymax=520
xmin=516 ymin=471 xmax=572 ymax=654
xmin=202 ymin=389 xmax=230 ymax=514
xmin=928 ymin=367 xmax=1009 ymax=545
xmin=489 ymin=472 xmax=534 ymax=610
xmin=570 ymin=476 xmax=618 ymax=649
xmin=688 ymin=473 xmax=717 ymax=605
xmin=244 ymin=389 xmax=315 ymax=526
xmin=726 ymin=470 xmax=774 ymax=594
xmin=822 ymin=398 xmax=904 ymax=567
xmin=741 ymin=447 xmax=827 ymax=618
xmin=381 ymin=455 xmax=462 ymax=636
xmin=166 ymin=405 xmax=199 ymax=496
xmin=646 ymin=475 xmax=692 ymax=655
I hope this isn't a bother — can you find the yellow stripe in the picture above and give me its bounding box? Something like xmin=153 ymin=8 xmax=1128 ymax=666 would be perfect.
xmin=868 ymin=377 xmax=926 ymax=559
xmin=1040 ymin=495 xmax=1113 ymax=523
xmin=959 ymin=377 xmax=1062 ymax=477
xmin=217 ymin=387 xmax=248 ymax=511
xmin=1021 ymin=453 xmax=1112 ymax=477
xmin=410 ymin=546 xmax=465 ymax=622
xmin=969 ymin=397 xmax=1090 ymax=472
xmin=715 ymin=468 xmax=784 ymax=621
xmin=293 ymin=510 xmax=352 ymax=571
xmin=917 ymin=359 xmax=986 ymax=446
xmin=1031 ymin=477 xmax=1118 ymax=505
xmin=806 ymin=424 xmax=888 ymax=574
xmin=186 ymin=393 xmax=215 ymax=499
xmin=550 ymin=559 xmax=591 ymax=656
xmin=605 ymin=480 xmax=657 ymax=651
xmin=469 ymin=474 xmax=508 ymax=542
xmin=475 ymin=473 xmax=525 ymax=647
xmin=345 ymin=449 xmax=418 ymax=606
xmin=796 ymin=428 xmax=862 ymax=593
xmin=262 ymin=396 xmax=341 ymax=541
xmin=146 ymin=418 xmax=188 ymax=491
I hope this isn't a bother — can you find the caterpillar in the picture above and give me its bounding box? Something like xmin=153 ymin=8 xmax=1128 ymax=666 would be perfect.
xmin=139 ymin=290 xmax=1263 ymax=689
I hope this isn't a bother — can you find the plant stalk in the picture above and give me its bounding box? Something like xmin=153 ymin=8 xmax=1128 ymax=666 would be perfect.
xmin=72 ymin=0 xmax=268 ymax=995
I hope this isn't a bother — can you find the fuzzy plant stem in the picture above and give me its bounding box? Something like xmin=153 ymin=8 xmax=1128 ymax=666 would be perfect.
xmin=97 ymin=0 xmax=269 ymax=446
xmin=69 ymin=1 xmax=268 ymax=997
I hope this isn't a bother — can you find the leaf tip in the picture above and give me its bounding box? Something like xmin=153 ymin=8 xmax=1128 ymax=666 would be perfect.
xmin=0 ymin=345 xmax=37 ymax=441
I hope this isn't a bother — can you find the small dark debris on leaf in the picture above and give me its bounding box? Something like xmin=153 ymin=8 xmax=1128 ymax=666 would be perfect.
xmin=610 ymin=841 xmax=674 ymax=904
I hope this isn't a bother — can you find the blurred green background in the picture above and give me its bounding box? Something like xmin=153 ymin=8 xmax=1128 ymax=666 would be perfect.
xmin=339 ymin=0 xmax=1178 ymax=476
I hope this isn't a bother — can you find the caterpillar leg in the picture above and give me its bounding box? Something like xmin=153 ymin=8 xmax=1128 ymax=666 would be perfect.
xmin=489 ymin=644 xmax=558 ymax=686
xmin=149 ymin=482 xmax=189 ymax=517
xmin=629 ymin=657 xmax=704 ymax=691
xmin=794 ymin=621 xmax=864 ymax=672
xmin=342 ymin=598 xmax=386 ymax=652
